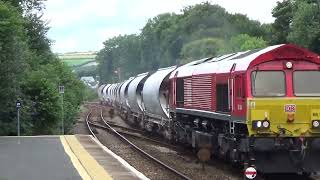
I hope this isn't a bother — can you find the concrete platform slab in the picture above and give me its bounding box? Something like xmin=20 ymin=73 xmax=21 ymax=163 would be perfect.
xmin=74 ymin=135 xmax=148 ymax=180
xmin=0 ymin=135 xmax=148 ymax=180
xmin=0 ymin=136 xmax=81 ymax=180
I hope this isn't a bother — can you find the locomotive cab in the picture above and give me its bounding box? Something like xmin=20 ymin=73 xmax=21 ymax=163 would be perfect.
xmin=247 ymin=48 xmax=320 ymax=137
xmin=245 ymin=45 xmax=320 ymax=173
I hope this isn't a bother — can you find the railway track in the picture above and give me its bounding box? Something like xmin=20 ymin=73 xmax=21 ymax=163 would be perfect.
xmin=84 ymin=107 xmax=192 ymax=180
xmin=101 ymin=120 xmax=145 ymax=134
xmin=85 ymin=109 xmax=97 ymax=138
xmin=84 ymin=104 xmax=320 ymax=180
xmin=88 ymin=121 xmax=182 ymax=150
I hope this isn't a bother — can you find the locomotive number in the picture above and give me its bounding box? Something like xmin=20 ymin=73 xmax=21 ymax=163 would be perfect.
xmin=284 ymin=104 xmax=296 ymax=112
xmin=311 ymin=110 xmax=320 ymax=118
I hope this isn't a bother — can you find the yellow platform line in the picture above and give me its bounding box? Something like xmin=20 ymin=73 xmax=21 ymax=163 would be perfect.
xmin=60 ymin=136 xmax=92 ymax=180
xmin=61 ymin=135 xmax=113 ymax=180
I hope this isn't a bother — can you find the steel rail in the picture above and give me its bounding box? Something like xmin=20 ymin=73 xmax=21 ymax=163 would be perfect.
xmin=100 ymin=109 xmax=192 ymax=180
xmin=84 ymin=109 xmax=97 ymax=139
xmin=103 ymin=120 xmax=145 ymax=134
xmin=88 ymin=121 xmax=181 ymax=149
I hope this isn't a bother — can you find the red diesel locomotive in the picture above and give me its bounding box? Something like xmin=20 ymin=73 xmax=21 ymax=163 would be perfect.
xmin=99 ymin=44 xmax=320 ymax=175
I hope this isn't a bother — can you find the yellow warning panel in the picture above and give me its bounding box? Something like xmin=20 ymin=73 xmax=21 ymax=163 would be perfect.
xmin=311 ymin=109 xmax=320 ymax=120
xmin=61 ymin=135 xmax=113 ymax=180
xmin=250 ymin=110 xmax=269 ymax=121
xmin=60 ymin=136 xmax=92 ymax=180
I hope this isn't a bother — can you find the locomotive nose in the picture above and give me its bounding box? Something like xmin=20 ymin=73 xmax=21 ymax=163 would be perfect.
xmin=248 ymin=98 xmax=320 ymax=136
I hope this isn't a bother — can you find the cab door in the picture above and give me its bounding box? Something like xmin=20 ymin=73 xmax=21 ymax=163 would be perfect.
xmin=233 ymin=74 xmax=246 ymax=118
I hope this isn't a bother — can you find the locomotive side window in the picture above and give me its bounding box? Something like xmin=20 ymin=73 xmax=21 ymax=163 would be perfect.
xmin=251 ymin=71 xmax=285 ymax=97
xmin=216 ymin=84 xmax=229 ymax=112
xmin=294 ymin=71 xmax=320 ymax=96
xmin=176 ymin=78 xmax=184 ymax=107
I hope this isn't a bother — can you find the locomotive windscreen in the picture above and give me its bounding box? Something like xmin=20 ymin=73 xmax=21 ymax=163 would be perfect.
xmin=294 ymin=71 xmax=320 ymax=96
xmin=251 ymin=71 xmax=285 ymax=97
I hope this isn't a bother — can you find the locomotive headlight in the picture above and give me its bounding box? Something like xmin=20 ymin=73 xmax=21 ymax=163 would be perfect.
xmin=252 ymin=120 xmax=270 ymax=129
xmin=286 ymin=61 xmax=293 ymax=69
xmin=312 ymin=120 xmax=320 ymax=128
xmin=252 ymin=120 xmax=262 ymax=129
xmin=262 ymin=120 xmax=270 ymax=128
xmin=256 ymin=121 xmax=262 ymax=128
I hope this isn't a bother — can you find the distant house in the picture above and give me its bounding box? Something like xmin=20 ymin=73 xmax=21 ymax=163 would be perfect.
xmin=81 ymin=76 xmax=98 ymax=89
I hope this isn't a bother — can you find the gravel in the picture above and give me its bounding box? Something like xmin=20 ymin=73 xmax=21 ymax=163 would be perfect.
xmin=100 ymin=108 xmax=242 ymax=180
xmin=73 ymin=104 xmax=242 ymax=179
xmin=92 ymin=117 xmax=183 ymax=179
xmin=126 ymin=135 xmax=241 ymax=180
xmin=71 ymin=105 xmax=90 ymax=135
xmin=73 ymin=103 xmax=320 ymax=180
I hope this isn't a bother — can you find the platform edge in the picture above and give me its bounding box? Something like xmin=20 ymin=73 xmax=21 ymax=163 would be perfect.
xmin=64 ymin=135 xmax=113 ymax=180
xmin=60 ymin=136 xmax=92 ymax=180
xmin=89 ymin=135 xmax=150 ymax=180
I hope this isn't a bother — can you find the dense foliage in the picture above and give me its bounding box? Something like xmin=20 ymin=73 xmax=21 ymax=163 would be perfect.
xmin=97 ymin=3 xmax=270 ymax=83
xmin=97 ymin=1 xmax=320 ymax=83
xmin=0 ymin=0 xmax=86 ymax=135
xmin=272 ymin=0 xmax=320 ymax=53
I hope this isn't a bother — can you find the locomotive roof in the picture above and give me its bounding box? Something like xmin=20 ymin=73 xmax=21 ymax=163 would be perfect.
xmin=170 ymin=44 xmax=319 ymax=78
xmin=193 ymin=45 xmax=282 ymax=75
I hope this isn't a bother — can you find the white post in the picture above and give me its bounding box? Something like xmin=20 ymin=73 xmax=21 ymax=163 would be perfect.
xmin=59 ymin=86 xmax=65 ymax=135
xmin=16 ymin=101 xmax=21 ymax=144
xmin=61 ymin=94 xmax=64 ymax=135
xmin=17 ymin=108 xmax=20 ymax=136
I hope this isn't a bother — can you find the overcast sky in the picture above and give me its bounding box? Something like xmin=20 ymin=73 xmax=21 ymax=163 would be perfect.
xmin=43 ymin=0 xmax=281 ymax=53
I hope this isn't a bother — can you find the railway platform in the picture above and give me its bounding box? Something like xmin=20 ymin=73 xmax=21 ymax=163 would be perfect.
xmin=0 ymin=135 xmax=148 ymax=180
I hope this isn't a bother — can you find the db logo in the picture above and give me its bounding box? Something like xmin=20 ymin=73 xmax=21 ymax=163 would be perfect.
xmin=285 ymin=104 xmax=296 ymax=113
xmin=245 ymin=167 xmax=257 ymax=179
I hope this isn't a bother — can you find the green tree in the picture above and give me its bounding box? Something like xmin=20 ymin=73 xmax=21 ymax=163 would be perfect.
xmin=287 ymin=0 xmax=320 ymax=53
xmin=0 ymin=0 xmax=86 ymax=135
xmin=97 ymin=2 xmax=271 ymax=83
xmin=271 ymin=0 xmax=294 ymax=44
xmin=272 ymin=0 xmax=320 ymax=53
xmin=0 ymin=2 xmax=28 ymax=135
xmin=229 ymin=34 xmax=267 ymax=52
xmin=180 ymin=38 xmax=225 ymax=64
xmin=22 ymin=69 xmax=61 ymax=134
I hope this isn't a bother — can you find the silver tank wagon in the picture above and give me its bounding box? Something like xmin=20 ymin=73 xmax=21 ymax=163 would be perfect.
xmin=102 ymin=84 xmax=111 ymax=102
xmin=119 ymin=77 xmax=134 ymax=108
xmin=142 ymin=66 xmax=176 ymax=122
xmin=127 ymin=72 xmax=150 ymax=114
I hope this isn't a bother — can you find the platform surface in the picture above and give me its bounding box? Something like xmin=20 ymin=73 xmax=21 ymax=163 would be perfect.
xmin=0 ymin=135 xmax=147 ymax=180
xmin=0 ymin=136 xmax=81 ymax=180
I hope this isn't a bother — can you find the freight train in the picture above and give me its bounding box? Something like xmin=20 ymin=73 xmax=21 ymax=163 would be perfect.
xmin=98 ymin=44 xmax=320 ymax=175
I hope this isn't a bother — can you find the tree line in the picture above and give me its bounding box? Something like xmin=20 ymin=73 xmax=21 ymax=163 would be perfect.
xmin=0 ymin=0 xmax=87 ymax=135
xmin=97 ymin=1 xmax=320 ymax=83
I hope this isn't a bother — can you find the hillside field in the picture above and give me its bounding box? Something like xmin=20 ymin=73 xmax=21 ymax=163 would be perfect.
xmin=58 ymin=52 xmax=97 ymax=67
